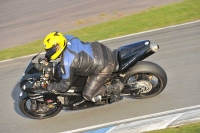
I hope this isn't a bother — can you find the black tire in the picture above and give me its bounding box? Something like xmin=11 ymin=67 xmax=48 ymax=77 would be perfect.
xmin=19 ymin=98 xmax=62 ymax=119
xmin=122 ymin=61 xmax=167 ymax=99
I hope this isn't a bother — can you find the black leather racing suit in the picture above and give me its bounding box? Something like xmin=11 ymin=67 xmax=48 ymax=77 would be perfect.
xmin=47 ymin=35 xmax=115 ymax=101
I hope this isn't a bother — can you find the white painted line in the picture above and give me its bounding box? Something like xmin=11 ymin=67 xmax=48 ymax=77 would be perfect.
xmin=0 ymin=20 xmax=199 ymax=64
xmin=124 ymin=113 xmax=184 ymax=133
xmin=60 ymin=104 xmax=200 ymax=133
xmin=0 ymin=52 xmax=45 ymax=63
xmin=99 ymin=20 xmax=200 ymax=42
xmin=160 ymin=113 xmax=184 ymax=128
xmin=108 ymin=109 xmax=200 ymax=133
xmin=106 ymin=127 xmax=116 ymax=133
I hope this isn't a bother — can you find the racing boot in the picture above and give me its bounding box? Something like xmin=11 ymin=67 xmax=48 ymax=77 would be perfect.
xmin=91 ymin=86 xmax=107 ymax=105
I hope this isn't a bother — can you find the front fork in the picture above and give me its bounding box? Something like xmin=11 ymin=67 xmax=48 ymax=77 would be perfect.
xmin=19 ymin=91 xmax=38 ymax=111
xmin=19 ymin=91 xmax=59 ymax=112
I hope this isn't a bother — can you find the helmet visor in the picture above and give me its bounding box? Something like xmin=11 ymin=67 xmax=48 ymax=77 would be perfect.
xmin=45 ymin=45 xmax=57 ymax=59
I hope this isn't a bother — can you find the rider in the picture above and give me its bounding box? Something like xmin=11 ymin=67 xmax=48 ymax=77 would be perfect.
xmin=43 ymin=31 xmax=117 ymax=103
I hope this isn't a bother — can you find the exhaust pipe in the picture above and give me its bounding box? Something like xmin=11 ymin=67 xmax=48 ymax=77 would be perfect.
xmin=140 ymin=44 xmax=159 ymax=61
xmin=150 ymin=44 xmax=159 ymax=52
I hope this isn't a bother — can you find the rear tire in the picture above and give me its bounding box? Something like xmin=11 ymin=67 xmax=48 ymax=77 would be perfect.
xmin=122 ymin=61 xmax=167 ymax=99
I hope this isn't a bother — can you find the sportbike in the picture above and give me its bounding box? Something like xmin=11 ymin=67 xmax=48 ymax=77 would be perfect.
xmin=19 ymin=40 xmax=167 ymax=119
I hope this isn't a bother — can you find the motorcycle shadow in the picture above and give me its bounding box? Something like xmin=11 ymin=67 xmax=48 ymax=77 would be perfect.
xmin=12 ymin=82 xmax=29 ymax=119
xmin=11 ymin=82 xmax=133 ymax=118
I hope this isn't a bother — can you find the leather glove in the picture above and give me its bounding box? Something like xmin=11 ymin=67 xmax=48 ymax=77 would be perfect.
xmin=47 ymin=83 xmax=58 ymax=94
xmin=38 ymin=57 xmax=50 ymax=64
xmin=45 ymin=53 xmax=51 ymax=62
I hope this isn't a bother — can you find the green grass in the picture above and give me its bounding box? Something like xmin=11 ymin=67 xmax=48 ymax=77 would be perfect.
xmin=0 ymin=0 xmax=199 ymax=61
xmin=67 ymin=0 xmax=200 ymax=41
xmin=146 ymin=122 xmax=200 ymax=133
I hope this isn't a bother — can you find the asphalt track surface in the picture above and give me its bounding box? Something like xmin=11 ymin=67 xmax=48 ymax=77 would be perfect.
xmin=0 ymin=0 xmax=182 ymax=50
xmin=0 ymin=21 xmax=199 ymax=133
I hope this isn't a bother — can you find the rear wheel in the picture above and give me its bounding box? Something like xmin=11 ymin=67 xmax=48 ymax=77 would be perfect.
xmin=122 ymin=61 xmax=167 ymax=99
xmin=19 ymin=98 xmax=62 ymax=119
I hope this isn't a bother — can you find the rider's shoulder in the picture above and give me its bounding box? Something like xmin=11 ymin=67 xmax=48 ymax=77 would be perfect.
xmin=64 ymin=34 xmax=74 ymax=39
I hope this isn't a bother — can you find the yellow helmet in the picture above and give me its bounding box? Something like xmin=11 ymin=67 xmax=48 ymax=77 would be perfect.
xmin=43 ymin=31 xmax=67 ymax=60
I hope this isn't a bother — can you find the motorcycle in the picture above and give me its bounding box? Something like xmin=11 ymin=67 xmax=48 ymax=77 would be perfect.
xmin=19 ymin=40 xmax=167 ymax=119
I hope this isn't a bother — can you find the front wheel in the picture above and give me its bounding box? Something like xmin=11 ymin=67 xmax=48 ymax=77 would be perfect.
xmin=122 ymin=61 xmax=167 ymax=99
xmin=19 ymin=98 xmax=62 ymax=119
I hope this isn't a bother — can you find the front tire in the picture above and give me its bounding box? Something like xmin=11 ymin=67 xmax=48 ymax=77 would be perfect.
xmin=122 ymin=61 xmax=167 ymax=99
xmin=19 ymin=98 xmax=62 ymax=119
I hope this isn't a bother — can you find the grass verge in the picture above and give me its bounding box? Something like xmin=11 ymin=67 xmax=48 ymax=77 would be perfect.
xmin=0 ymin=0 xmax=199 ymax=61
xmin=146 ymin=122 xmax=200 ymax=133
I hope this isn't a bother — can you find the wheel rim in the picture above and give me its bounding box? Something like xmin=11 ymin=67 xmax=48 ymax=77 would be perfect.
xmin=127 ymin=73 xmax=160 ymax=97
xmin=23 ymin=99 xmax=59 ymax=118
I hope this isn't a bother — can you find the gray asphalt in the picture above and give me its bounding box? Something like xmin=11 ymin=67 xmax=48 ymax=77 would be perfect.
xmin=0 ymin=21 xmax=199 ymax=133
xmin=0 ymin=0 xmax=182 ymax=50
